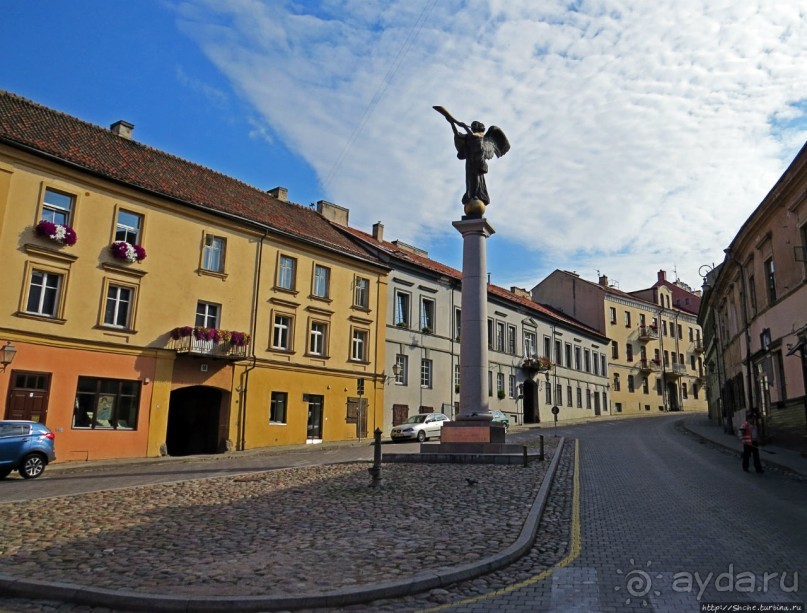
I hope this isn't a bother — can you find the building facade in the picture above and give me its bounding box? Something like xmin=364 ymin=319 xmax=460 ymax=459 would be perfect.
xmin=0 ymin=90 xmax=388 ymax=462
xmin=336 ymin=223 xmax=610 ymax=432
xmin=532 ymin=270 xmax=708 ymax=415
xmin=699 ymin=141 xmax=807 ymax=447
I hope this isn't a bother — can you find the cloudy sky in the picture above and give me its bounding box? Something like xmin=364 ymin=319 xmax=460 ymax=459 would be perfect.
xmin=4 ymin=1 xmax=807 ymax=293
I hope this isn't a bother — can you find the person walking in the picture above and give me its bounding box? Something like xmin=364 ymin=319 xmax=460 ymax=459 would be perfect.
xmin=739 ymin=410 xmax=763 ymax=473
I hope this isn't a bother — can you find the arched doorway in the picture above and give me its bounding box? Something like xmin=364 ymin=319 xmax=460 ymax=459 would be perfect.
xmin=522 ymin=379 xmax=540 ymax=423
xmin=166 ymin=386 xmax=226 ymax=456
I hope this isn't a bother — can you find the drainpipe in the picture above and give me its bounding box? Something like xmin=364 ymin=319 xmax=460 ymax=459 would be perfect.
xmin=238 ymin=228 xmax=268 ymax=451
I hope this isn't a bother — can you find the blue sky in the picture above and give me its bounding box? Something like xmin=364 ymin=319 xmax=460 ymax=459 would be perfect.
xmin=3 ymin=1 xmax=807 ymax=293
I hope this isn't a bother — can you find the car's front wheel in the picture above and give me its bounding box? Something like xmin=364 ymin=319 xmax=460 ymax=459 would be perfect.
xmin=417 ymin=430 xmax=426 ymax=442
xmin=0 ymin=468 xmax=11 ymax=480
xmin=19 ymin=453 xmax=47 ymax=479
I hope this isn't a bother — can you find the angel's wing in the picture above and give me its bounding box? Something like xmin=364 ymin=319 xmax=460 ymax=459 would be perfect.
xmin=482 ymin=126 xmax=511 ymax=159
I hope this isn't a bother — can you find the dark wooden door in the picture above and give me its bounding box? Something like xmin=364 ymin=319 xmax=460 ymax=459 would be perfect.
xmin=5 ymin=371 xmax=51 ymax=423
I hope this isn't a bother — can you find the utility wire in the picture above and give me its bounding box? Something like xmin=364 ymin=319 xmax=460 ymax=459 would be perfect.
xmin=322 ymin=0 xmax=438 ymax=191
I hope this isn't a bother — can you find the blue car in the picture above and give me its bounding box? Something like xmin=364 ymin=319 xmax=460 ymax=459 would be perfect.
xmin=0 ymin=420 xmax=56 ymax=479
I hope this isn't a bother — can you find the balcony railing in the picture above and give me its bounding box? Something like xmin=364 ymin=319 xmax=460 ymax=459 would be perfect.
xmin=693 ymin=340 xmax=705 ymax=353
xmin=168 ymin=327 xmax=250 ymax=360
xmin=665 ymin=364 xmax=687 ymax=378
xmin=522 ymin=356 xmax=553 ymax=372
xmin=637 ymin=325 xmax=659 ymax=341
xmin=638 ymin=359 xmax=660 ymax=372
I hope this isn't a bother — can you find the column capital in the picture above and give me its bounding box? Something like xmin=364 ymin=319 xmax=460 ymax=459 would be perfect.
xmin=452 ymin=217 xmax=496 ymax=238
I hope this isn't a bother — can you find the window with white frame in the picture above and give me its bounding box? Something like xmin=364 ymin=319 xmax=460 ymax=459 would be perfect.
xmin=420 ymin=297 xmax=435 ymax=332
xmin=566 ymin=385 xmax=572 ymax=407
xmin=584 ymin=349 xmax=591 ymax=372
xmin=554 ymin=340 xmax=562 ymax=364
xmin=454 ymin=363 xmax=461 ymax=389
xmin=104 ymin=284 xmax=132 ymax=328
xmin=195 ymin=301 xmax=219 ymax=328
xmin=586 ymin=389 xmax=592 ymax=409
xmin=270 ymin=391 xmax=287 ymax=424
xmin=308 ymin=321 xmax=327 ymax=355
xmin=576 ymin=387 xmax=582 ymax=408
xmin=354 ymin=276 xmax=369 ymax=308
xmin=609 ymin=307 xmax=617 ymax=324
xmin=454 ymin=308 xmax=462 ymax=341
xmin=496 ymin=321 xmax=505 ymax=352
xmin=509 ymin=375 xmax=516 ymax=398
xmin=593 ymin=352 xmax=600 ymax=375
xmin=42 ymin=188 xmax=74 ymax=226
xmin=488 ymin=370 xmax=493 ymax=395
xmin=313 ymin=265 xmax=330 ymax=298
xmin=545 ymin=382 xmax=552 ymax=404
xmin=277 ymin=255 xmax=296 ymax=290
xmin=395 ymin=354 xmax=408 ymax=385
xmin=601 ymin=354 xmax=607 ymax=376
xmin=394 ymin=291 xmax=410 ymax=327
xmin=507 ymin=325 xmax=517 ymax=354
xmin=351 ymin=328 xmax=368 ymax=361
xmin=523 ymin=330 xmax=537 ymax=357
xmin=26 ymin=270 xmax=62 ymax=317
xmin=497 ymin=372 xmax=504 ymax=393
xmin=544 ymin=336 xmax=551 ymax=360
xmin=272 ymin=314 xmax=293 ymax=350
xmin=565 ymin=343 xmax=572 ymax=368
xmin=115 ymin=209 xmax=143 ymax=244
xmin=421 ymin=358 xmax=433 ymax=388
xmin=202 ymin=235 xmax=226 ymax=273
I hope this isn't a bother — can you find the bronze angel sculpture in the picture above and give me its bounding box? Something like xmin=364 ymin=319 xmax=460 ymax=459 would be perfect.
xmin=434 ymin=106 xmax=510 ymax=216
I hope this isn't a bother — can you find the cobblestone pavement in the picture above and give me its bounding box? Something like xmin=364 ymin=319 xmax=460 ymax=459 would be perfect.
xmin=0 ymin=438 xmax=568 ymax=612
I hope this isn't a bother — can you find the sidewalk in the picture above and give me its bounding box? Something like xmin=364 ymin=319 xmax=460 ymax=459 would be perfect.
xmin=680 ymin=412 xmax=807 ymax=477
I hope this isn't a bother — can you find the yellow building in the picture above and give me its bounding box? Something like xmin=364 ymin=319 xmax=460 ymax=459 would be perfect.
xmin=0 ymin=90 xmax=387 ymax=462
xmin=532 ymin=270 xmax=708 ymax=415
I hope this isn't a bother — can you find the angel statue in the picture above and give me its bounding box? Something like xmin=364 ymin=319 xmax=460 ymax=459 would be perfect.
xmin=434 ymin=106 xmax=510 ymax=217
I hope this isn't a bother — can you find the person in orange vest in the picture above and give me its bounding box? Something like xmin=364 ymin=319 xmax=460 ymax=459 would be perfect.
xmin=739 ymin=410 xmax=763 ymax=473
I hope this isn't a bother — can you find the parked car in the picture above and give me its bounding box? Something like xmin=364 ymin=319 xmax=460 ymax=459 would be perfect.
xmin=390 ymin=413 xmax=450 ymax=442
xmin=0 ymin=420 xmax=56 ymax=479
xmin=490 ymin=410 xmax=510 ymax=431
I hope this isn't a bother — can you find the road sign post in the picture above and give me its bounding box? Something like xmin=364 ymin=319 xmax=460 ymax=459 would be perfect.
xmin=551 ymin=405 xmax=559 ymax=437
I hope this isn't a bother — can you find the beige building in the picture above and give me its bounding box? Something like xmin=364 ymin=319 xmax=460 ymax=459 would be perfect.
xmin=699 ymin=140 xmax=807 ymax=447
xmin=532 ymin=270 xmax=707 ymax=415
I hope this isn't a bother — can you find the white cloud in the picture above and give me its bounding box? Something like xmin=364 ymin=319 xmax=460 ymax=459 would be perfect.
xmin=174 ymin=0 xmax=807 ymax=291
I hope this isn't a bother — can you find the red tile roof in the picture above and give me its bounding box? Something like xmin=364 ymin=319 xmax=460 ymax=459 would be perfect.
xmin=0 ymin=90 xmax=376 ymax=262
xmin=337 ymin=224 xmax=608 ymax=341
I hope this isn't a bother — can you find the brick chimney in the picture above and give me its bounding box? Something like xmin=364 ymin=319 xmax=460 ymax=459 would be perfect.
xmin=110 ymin=120 xmax=134 ymax=140
xmin=268 ymin=186 xmax=288 ymax=202
xmin=599 ymin=274 xmax=609 ymax=287
xmin=372 ymin=221 xmax=384 ymax=242
xmin=658 ymin=270 xmax=667 ymax=282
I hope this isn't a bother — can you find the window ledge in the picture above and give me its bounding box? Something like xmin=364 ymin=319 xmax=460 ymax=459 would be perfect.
xmin=24 ymin=243 xmax=78 ymax=264
xmin=15 ymin=311 xmax=67 ymax=325
xmin=102 ymin=262 xmax=147 ymax=278
xmin=309 ymin=294 xmax=333 ymax=304
xmin=272 ymin=285 xmax=299 ymax=296
xmin=198 ymin=268 xmax=228 ymax=281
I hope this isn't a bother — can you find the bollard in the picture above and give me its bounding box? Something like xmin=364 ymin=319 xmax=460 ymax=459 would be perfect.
xmin=539 ymin=435 xmax=545 ymax=461
xmin=522 ymin=445 xmax=528 ymax=467
xmin=368 ymin=427 xmax=382 ymax=487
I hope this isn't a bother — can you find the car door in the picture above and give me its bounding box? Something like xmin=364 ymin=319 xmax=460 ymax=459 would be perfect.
xmin=0 ymin=423 xmax=28 ymax=469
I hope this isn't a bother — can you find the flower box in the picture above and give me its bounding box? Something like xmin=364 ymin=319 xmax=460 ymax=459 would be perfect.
xmin=110 ymin=241 xmax=146 ymax=263
xmin=35 ymin=220 xmax=77 ymax=246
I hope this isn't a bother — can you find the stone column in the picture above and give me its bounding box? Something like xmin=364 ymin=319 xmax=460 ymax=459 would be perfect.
xmin=452 ymin=216 xmax=495 ymax=420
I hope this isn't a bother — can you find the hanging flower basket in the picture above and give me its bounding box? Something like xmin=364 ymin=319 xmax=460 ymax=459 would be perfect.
xmin=35 ymin=220 xmax=77 ymax=246
xmin=110 ymin=241 xmax=146 ymax=263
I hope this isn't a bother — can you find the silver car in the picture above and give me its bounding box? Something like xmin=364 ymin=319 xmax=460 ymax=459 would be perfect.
xmin=390 ymin=412 xmax=450 ymax=442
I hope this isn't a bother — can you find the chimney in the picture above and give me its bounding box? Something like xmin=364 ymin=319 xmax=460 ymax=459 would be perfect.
xmin=110 ymin=120 xmax=134 ymax=140
xmin=268 ymin=186 xmax=288 ymax=202
xmin=510 ymin=287 xmax=531 ymax=299
xmin=372 ymin=221 xmax=384 ymax=242
xmin=658 ymin=270 xmax=667 ymax=282
xmin=316 ymin=200 xmax=349 ymax=226
xmin=598 ymin=275 xmax=609 ymax=287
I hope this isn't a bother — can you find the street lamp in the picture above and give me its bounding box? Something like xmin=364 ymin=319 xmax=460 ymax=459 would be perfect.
xmin=0 ymin=341 xmax=17 ymax=371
